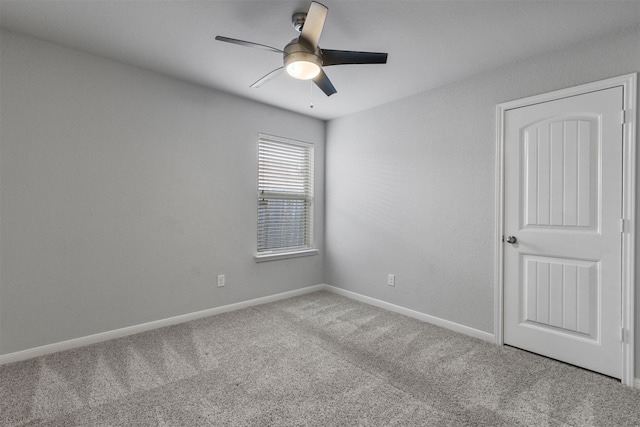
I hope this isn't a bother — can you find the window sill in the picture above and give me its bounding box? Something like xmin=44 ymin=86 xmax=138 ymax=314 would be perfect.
xmin=254 ymin=249 xmax=319 ymax=263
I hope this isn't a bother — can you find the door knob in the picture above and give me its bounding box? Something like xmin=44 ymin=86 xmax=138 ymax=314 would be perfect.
xmin=506 ymin=236 xmax=517 ymax=244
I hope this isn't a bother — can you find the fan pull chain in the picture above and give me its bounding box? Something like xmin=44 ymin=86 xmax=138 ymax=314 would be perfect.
xmin=309 ymin=81 xmax=314 ymax=109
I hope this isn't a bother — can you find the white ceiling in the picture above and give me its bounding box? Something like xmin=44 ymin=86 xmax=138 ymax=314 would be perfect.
xmin=1 ymin=0 xmax=639 ymax=120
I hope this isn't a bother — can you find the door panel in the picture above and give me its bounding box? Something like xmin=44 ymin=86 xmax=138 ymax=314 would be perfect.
xmin=504 ymin=86 xmax=623 ymax=379
xmin=522 ymin=117 xmax=598 ymax=230
xmin=521 ymin=255 xmax=598 ymax=338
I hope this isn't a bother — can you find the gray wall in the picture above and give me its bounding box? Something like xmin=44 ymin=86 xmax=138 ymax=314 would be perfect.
xmin=0 ymin=31 xmax=325 ymax=355
xmin=324 ymin=26 xmax=640 ymax=371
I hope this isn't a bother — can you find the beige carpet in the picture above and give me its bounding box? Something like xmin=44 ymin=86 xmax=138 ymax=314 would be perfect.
xmin=1 ymin=290 xmax=639 ymax=426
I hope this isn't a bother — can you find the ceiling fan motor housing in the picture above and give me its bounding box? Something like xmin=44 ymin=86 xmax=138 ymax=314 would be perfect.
xmin=283 ymin=39 xmax=323 ymax=79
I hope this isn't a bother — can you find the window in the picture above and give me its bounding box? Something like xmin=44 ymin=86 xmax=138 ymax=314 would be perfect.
xmin=256 ymin=134 xmax=316 ymax=261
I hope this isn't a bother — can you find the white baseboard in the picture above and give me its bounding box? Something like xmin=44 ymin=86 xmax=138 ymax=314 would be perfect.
xmin=323 ymin=285 xmax=495 ymax=343
xmin=2 ymin=283 xmax=632 ymax=386
xmin=0 ymin=284 xmax=325 ymax=366
xmin=635 ymin=378 xmax=640 ymax=390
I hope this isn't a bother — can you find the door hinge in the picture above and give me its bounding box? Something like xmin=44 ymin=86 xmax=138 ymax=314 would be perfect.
xmin=621 ymin=110 xmax=628 ymax=125
xmin=620 ymin=218 xmax=625 ymax=233
xmin=620 ymin=327 xmax=626 ymax=343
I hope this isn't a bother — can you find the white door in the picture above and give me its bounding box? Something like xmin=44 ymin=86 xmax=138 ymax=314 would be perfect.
xmin=503 ymin=86 xmax=623 ymax=379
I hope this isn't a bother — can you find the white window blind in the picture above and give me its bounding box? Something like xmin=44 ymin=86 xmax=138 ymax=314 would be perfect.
xmin=257 ymin=134 xmax=314 ymax=254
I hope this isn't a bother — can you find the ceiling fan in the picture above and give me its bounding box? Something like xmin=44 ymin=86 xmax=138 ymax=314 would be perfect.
xmin=215 ymin=1 xmax=388 ymax=96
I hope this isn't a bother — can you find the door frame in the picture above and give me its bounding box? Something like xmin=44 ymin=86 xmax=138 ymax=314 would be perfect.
xmin=494 ymin=73 xmax=637 ymax=387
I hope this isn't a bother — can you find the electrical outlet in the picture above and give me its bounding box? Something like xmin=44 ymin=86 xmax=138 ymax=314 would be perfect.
xmin=387 ymin=274 xmax=395 ymax=287
xmin=217 ymin=274 xmax=225 ymax=287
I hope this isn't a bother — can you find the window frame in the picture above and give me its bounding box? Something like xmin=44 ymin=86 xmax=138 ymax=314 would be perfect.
xmin=254 ymin=133 xmax=318 ymax=262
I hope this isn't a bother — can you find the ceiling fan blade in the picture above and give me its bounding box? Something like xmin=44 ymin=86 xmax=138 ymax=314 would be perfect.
xmin=250 ymin=67 xmax=284 ymax=88
xmin=299 ymin=2 xmax=328 ymax=49
xmin=321 ymin=50 xmax=388 ymax=66
xmin=215 ymin=36 xmax=283 ymax=53
xmin=313 ymin=69 xmax=337 ymax=96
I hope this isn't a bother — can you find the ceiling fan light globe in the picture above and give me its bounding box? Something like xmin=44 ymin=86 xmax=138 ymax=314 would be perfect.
xmin=286 ymin=61 xmax=321 ymax=80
